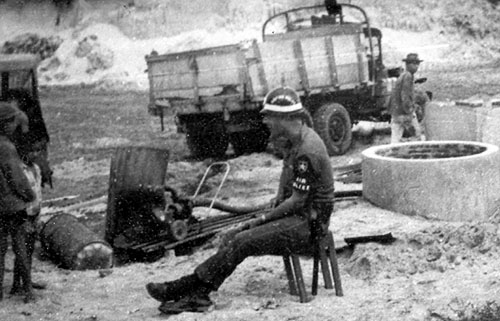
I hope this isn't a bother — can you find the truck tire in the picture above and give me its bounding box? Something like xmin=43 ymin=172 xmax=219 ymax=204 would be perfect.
xmin=313 ymin=103 xmax=352 ymax=156
xmin=186 ymin=126 xmax=229 ymax=158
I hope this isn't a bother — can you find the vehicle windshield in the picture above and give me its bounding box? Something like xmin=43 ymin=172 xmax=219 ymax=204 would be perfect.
xmin=263 ymin=5 xmax=368 ymax=38
xmin=0 ymin=69 xmax=33 ymax=99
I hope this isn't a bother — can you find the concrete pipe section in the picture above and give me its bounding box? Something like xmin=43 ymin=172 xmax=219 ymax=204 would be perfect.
xmin=362 ymin=141 xmax=500 ymax=222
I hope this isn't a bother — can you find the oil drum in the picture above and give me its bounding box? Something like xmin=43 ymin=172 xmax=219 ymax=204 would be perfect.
xmin=40 ymin=213 xmax=113 ymax=270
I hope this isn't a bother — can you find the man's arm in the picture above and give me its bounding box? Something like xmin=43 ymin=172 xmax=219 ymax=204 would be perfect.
xmin=221 ymin=189 xmax=307 ymax=240
xmin=400 ymin=73 xmax=415 ymax=114
xmin=265 ymin=188 xmax=308 ymax=222
xmin=0 ymin=143 xmax=35 ymax=203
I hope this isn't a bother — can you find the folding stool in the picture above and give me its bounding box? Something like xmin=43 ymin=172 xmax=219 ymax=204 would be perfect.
xmin=282 ymin=230 xmax=343 ymax=302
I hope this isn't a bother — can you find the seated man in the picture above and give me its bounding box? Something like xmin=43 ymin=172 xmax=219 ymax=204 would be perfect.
xmin=145 ymin=87 xmax=335 ymax=314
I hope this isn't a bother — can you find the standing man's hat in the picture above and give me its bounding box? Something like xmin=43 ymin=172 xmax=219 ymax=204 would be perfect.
xmin=402 ymin=53 xmax=423 ymax=63
xmin=260 ymin=87 xmax=304 ymax=116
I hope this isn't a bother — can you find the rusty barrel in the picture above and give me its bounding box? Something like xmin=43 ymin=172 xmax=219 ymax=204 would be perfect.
xmin=105 ymin=146 xmax=170 ymax=246
xmin=40 ymin=213 xmax=113 ymax=270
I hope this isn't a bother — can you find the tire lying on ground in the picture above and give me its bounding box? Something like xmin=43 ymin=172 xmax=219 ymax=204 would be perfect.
xmin=362 ymin=141 xmax=500 ymax=222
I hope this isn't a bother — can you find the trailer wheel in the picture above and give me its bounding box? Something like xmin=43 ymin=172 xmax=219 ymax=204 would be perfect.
xmin=313 ymin=103 xmax=352 ymax=156
xmin=186 ymin=125 xmax=229 ymax=158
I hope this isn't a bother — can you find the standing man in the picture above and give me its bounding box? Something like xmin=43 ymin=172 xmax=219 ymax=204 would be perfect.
xmin=390 ymin=53 xmax=425 ymax=143
xmin=145 ymin=87 xmax=335 ymax=314
xmin=0 ymin=101 xmax=36 ymax=303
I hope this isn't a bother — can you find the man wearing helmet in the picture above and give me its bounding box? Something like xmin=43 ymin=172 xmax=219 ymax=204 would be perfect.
xmin=145 ymin=87 xmax=335 ymax=314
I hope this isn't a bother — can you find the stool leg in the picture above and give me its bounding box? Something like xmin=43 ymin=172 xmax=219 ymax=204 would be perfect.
xmin=326 ymin=233 xmax=343 ymax=297
xmin=283 ymin=255 xmax=298 ymax=295
xmin=290 ymin=255 xmax=309 ymax=303
xmin=319 ymin=238 xmax=334 ymax=290
xmin=312 ymin=254 xmax=320 ymax=296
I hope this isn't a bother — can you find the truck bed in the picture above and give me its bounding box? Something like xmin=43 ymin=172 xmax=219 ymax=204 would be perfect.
xmin=146 ymin=24 xmax=370 ymax=114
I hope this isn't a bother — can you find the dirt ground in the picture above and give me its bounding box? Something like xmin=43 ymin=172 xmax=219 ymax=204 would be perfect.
xmin=1 ymin=62 xmax=500 ymax=321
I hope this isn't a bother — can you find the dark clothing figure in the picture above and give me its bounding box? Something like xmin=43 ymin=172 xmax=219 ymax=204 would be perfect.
xmin=0 ymin=136 xmax=35 ymax=213
xmin=0 ymin=102 xmax=36 ymax=303
xmin=12 ymin=161 xmax=47 ymax=293
xmin=7 ymin=89 xmax=52 ymax=188
xmin=0 ymin=211 xmax=31 ymax=301
xmin=146 ymin=87 xmax=335 ymax=314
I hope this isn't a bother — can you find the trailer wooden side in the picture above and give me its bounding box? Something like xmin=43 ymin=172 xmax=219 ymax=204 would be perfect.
xmin=146 ymin=44 xmax=249 ymax=106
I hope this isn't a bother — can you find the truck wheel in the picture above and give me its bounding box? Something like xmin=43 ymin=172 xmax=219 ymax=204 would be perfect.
xmin=186 ymin=127 xmax=229 ymax=158
xmin=313 ymin=103 xmax=352 ymax=156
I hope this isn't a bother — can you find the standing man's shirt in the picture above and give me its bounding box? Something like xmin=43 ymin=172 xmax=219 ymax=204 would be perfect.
xmin=390 ymin=70 xmax=415 ymax=116
xmin=22 ymin=163 xmax=42 ymax=216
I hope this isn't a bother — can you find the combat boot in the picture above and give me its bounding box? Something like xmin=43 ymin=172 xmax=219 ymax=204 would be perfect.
xmin=146 ymin=274 xmax=200 ymax=302
xmin=158 ymin=285 xmax=213 ymax=314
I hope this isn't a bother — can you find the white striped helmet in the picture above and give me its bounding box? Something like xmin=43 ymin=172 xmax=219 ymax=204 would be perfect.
xmin=260 ymin=87 xmax=304 ymax=116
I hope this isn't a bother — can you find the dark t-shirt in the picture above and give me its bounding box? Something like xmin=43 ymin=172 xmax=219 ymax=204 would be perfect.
xmin=281 ymin=126 xmax=334 ymax=206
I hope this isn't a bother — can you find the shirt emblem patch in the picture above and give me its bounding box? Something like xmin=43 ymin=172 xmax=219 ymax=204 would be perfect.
xmin=298 ymin=160 xmax=308 ymax=173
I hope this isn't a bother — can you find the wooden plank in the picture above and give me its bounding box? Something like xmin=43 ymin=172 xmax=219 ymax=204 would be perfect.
xmin=324 ymin=37 xmax=338 ymax=87
xmin=258 ymin=40 xmax=301 ymax=91
xmin=145 ymin=44 xmax=242 ymax=62
xmin=188 ymin=56 xmax=200 ymax=105
xmin=333 ymin=35 xmax=359 ymax=85
xmin=252 ymin=40 xmax=269 ymax=95
xmin=354 ymin=34 xmax=367 ymax=84
xmin=236 ymin=48 xmax=250 ymax=99
xmin=293 ymin=40 xmax=310 ymax=93
xmin=146 ymin=58 xmax=157 ymax=108
xmin=148 ymin=46 xmax=244 ymax=99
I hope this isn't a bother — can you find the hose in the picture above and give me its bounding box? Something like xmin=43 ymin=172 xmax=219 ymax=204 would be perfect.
xmin=191 ymin=189 xmax=363 ymax=214
xmin=192 ymin=198 xmax=268 ymax=214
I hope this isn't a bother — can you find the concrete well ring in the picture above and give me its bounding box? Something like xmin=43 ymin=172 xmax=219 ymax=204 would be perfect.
xmin=361 ymin=141 xmax=500 ymax=221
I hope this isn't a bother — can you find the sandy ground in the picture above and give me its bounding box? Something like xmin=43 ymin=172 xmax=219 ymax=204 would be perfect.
xmin=1 ymin=136 xmax=500 ymax=321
